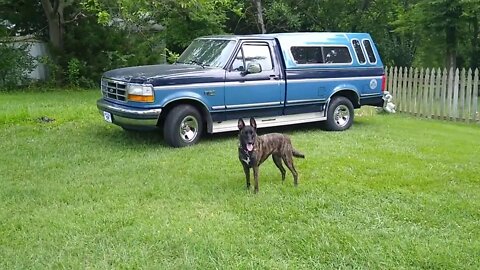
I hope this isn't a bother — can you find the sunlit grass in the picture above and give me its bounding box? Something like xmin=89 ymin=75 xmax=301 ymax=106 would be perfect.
xmin=1 ymin=89 xmax=479 ymax=268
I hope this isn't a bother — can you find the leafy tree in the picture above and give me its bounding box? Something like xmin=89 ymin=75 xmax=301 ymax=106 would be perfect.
xmin=0 ymin=41 xmax=36 ymax=88
xmin=393 ymin=0 xmax=480 ymax=69
xmin=0 ymin=0 xmax=46 ymax=37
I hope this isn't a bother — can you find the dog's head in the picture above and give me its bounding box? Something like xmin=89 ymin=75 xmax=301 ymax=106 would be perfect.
xmin=238 ymin=117 xmax=257 ymax=152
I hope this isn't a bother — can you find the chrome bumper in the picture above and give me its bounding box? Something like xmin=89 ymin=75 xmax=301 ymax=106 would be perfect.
xmin=96 ymin=99 xmax=162 ymax=127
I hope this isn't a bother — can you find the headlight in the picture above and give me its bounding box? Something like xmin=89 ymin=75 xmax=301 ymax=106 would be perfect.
xmin=126 ymin=84 xmax=154 ymax=102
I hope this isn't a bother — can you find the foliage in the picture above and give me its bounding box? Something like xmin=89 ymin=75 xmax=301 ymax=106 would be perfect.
xmin=37 ymin=55 xmax=61 ymax=87
xmin=165 ymin=48 xmax=180 ymax=64
xmin=2 ymin=0 xmax=480 ymax=89
xmin=1 ymin=90 xmax=480 ymax=268
xmin=394 ymin=0 xmax=480 ymax=69
xmin=0 ymin=0 xmax=46 ymax=38
xmin=0 ymin=40 xmax=36 ymax=89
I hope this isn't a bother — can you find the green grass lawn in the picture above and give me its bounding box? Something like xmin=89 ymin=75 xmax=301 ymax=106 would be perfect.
xmin=1 ymin=89 xmax=479 ymax=269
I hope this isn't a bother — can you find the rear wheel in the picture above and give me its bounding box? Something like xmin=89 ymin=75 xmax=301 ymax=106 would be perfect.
xmin=163 ymin=105 xmax=203 ymax=147
xmin=324 ymin=96 xmax=354 ymax=131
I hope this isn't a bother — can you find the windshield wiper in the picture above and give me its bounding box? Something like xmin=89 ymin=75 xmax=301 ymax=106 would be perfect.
xmin=188 ymin=60 xmax=206 ymax=68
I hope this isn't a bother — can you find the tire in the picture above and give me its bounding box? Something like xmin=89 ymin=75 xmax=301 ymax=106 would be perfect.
xmin=324 ymin=96 xmax=354 ymax=131
xmin=163 ymin=105 xmax=203 ymax=147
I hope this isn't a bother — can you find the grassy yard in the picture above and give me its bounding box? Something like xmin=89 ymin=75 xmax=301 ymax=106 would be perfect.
xmin=1 ymin=89 xmax=479 ymax=269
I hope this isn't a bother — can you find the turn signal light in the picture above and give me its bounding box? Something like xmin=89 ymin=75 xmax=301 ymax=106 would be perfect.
xmin=128 ymin=95 xmax=154 ymax=102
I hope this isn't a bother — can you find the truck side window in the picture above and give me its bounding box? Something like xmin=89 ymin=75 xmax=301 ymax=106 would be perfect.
xmin=291 ymin=47 xmax=323 ymax=64
xmin=232 ymin=43 xmax=273 ymax=71
xmin=362 ymin=40 xmax=377 ymax=63
xmin=352 ymin=39 xmax=366 ymax=64
xmin=291 ymin=46 xmax=352 ymax=64
xmin=231 ymin=49 xmax=245 ymax=71
xmin=323 ymin=46 xmax=352 ymax=64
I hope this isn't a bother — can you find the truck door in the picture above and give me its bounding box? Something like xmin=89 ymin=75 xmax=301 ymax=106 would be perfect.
xmin=224 ymin=40 xmax=284 ymax=120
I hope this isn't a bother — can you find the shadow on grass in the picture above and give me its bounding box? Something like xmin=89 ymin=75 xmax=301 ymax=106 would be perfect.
xmin=92 ymin=118 xmax=374 ymax=148
xmin=92 ymin=126 xmax=168 ymax=148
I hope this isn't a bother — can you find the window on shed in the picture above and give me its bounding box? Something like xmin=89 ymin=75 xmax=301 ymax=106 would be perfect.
xmin=322 ymin=46 xmax=352 ymax=64
xmin=291 ymin=47 xmax=324 ymax=64
xmin=351 ymin=40 xmax=366 ymax=64
xmin=362 ymin=40 xmax=377 ymax=63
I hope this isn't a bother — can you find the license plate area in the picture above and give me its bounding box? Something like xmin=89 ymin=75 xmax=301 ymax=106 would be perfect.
xmin=103 ymin=111 xmax=112 ymax=123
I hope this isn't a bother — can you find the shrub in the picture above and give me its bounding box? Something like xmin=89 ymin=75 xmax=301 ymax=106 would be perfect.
xmin=0 ymin=41 xmax=36 ymax=89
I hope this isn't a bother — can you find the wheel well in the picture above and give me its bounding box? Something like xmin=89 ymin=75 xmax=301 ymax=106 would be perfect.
xmin=331 ymin=90 xmax=360 ymax=108
xmin=158 ymin=100 xmax=211 ymax=131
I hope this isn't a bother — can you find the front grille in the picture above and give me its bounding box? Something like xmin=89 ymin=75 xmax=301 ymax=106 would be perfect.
xmin=101 ymin=78 xmax=127 ymax=102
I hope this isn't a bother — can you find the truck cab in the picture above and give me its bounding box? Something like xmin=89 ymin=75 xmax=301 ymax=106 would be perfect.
xmin=97 ymin=32 xmax=385 ymax=147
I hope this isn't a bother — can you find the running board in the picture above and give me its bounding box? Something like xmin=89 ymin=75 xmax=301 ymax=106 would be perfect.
xmin=211 ymin=112 xmax=327 ymax=133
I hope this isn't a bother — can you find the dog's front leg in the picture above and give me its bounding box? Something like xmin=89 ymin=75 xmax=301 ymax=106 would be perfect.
xmin=253 ymin=166 xmax=259 ymax=193
xmin=242 ymin=164 xmax=251 ymax=190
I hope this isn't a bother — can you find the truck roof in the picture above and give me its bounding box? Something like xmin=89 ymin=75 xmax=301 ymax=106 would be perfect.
xmin=198 ymin=32 xmax=373 ymax=45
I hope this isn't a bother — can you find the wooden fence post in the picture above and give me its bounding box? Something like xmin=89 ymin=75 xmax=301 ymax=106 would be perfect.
xmin=434 ymin=68 xmax=442 ymax=119
xmin=465 ymin=69 xmax=473 ymax=123
xmin=391 ymin=66 xmax=397 ymax=104
xmin=398 ymin=67 xmax=404 ymax=112
xmin=441 ymin=68 xmax=448 ymax=120
xmin=473 ymin=69 xmax=479 ymax=123
xmin=407 ymin=67 xmax=417 ymax=114
xmin=453 ymin=68 xmax=460 ymax=121
xmin=459 ymin=69 xmax=467 ymax=121
xmin=428 ymin=68 xmax=436 ymax=118
xmin=421 ymin=68 xmax=430 ymax=118
xmin=447 ymin=68 xmax=454 ymax=120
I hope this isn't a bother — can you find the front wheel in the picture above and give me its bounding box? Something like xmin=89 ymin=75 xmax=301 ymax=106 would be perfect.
xmin=324 ymin=96 xmax=354 ymax=131
xmin=163 ymin=105 xmax=203 ymax=147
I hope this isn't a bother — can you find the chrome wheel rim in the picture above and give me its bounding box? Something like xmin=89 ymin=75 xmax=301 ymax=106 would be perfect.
xmin=179 ymin=116 xmax=199 ymax=143
xmin=334 ymin=105 xmax=350 ymax=127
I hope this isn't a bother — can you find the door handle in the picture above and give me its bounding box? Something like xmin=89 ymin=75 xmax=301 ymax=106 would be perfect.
xmin=269 ymin=75 xmax=280 ymax=80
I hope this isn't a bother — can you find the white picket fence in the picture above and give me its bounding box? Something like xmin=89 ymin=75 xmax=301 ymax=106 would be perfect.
xmin=386 ymin=66 xmax=479 ymax=123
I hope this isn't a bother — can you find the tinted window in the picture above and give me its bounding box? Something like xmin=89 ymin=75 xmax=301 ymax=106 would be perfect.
xmin=352 ymin=39 xmax=366 ymax=64
xmin=291 ymin=47 xmax=324 ymax=64
xmin=291 ymin=46 xmax=352 ymax=64
xmin=362 ymin=40 xmax=377 ymax=63
xmin=323 ymin=46 xmax=352 ymax=64
xmin=232 ymin=43 xmax=273 ymax=71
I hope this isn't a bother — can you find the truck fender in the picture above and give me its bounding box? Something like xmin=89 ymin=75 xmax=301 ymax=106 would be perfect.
xmin=159 ymin=92 xmax=213 ymax=133
xmin=329 ymin=85 xmax=361 ymax=107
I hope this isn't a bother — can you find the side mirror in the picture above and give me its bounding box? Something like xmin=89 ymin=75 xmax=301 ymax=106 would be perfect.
xmin=245 ymin=63 xmax=262 ymax=74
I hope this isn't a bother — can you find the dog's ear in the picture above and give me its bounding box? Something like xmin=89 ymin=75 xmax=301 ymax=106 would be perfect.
xmin=237 ymin=118 xmax=245 ymax=130
xmin=249 ymin=117 xmax=257 ymax=129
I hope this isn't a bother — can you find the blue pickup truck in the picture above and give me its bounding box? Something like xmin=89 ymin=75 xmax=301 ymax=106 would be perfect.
xmin=97 ymin=32 xmax=385 ymax=147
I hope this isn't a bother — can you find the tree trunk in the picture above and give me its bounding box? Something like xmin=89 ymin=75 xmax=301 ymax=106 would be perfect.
xmin=471 ymin=15 xmax=479 ymax=68
xmin=252 ymin=0 xmax=266 ymax=34
xmin=41 ymin=0 xmax=65 ymax=51
xmin=446 ymin=25 xmax=457 ymax=70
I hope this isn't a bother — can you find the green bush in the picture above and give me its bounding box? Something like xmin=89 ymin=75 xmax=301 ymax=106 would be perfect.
xmin=0 ymin=42 xmax=36 ymax=89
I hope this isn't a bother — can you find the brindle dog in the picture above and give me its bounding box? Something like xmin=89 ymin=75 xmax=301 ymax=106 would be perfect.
xmin=238 ymin=117 xmax=305 ymax=193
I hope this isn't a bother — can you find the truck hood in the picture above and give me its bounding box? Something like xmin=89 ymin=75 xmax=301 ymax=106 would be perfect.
xmin=102 ymin=64 xmax=225 ymax=86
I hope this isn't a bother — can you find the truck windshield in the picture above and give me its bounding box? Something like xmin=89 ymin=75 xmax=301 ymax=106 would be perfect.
xmin=176 ymin=39 xmax=236 ymax=68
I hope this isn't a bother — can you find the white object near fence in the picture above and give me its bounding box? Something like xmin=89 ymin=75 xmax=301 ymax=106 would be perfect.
xmin=386 ymin=67 xmax=479 ymax=123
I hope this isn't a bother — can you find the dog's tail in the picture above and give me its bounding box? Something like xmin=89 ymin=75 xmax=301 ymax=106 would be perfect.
xmin=292 ymin=149 xmax=305 ymax=158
